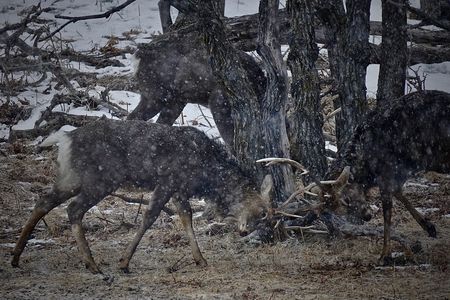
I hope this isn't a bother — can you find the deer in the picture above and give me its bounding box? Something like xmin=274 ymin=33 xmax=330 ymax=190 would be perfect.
xmin=11 ymin=118 xmax=271 ymax=274
xmin=319 ymin=90 xmax=450 ymax=264
xmin=127 ymin=20 xmax=266 ymax=150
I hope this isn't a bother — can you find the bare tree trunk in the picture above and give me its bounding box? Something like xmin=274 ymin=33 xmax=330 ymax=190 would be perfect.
xmin=217 ymin=0 xmax=225 ymax=16
xmin=257 ymin=0 xmax=295 ymax=203
xmin=286 ymin=0 xmax=326 ymax=180
xmin=198 ymin=1 xmax=263 ymax=179
xmin=376 ymin=0 xmax=407 ymax=104
xmin=315 ymin=0 xmax=371 ymax=150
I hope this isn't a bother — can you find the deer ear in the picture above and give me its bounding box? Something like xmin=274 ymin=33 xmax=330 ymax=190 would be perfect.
xmin=333 ymin=166 xmax=351 ymax=190
xmin=260 ymin=174 xmax=274 ymax=203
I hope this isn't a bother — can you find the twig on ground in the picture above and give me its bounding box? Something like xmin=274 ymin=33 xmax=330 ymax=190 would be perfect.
xmin=111 ymin=193 xmax=175 ymax=216
xmin=197 ymin=104 xmax=213 ymax=128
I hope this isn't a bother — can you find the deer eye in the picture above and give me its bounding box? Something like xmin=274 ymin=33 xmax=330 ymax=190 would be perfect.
xmin=342 ymin=197 xmax=350 ymax=206
xmin=260 ymin=211 xmax=268 ymax=219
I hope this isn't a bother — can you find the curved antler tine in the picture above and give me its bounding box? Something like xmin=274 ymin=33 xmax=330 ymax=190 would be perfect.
xmin=256 ymin=158 xmax=309 ymax=175
xmin=319 ymin=180 xmax=339 ymax=185
xmin=335 ymin=166 xmax=351 ymax=187
xmin=317 ymin=166 xmax=351 ymax=188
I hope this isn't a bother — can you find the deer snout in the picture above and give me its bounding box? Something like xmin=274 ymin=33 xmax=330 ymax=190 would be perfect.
xmin=238 ymin=218 xmax=250 ymax=236
xmin=361 ymin=209 xmax=372 ymax=222
xmin=239 ymin=229 xmax=249 ymax=237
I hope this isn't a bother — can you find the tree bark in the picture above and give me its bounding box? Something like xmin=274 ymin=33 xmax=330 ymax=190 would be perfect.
xmin=315 ymin=0 xmax=371 ymax=150
xmin=376 ymin=0 xmax=407 ymax=104
xmin=286 ymin=0 xmax=327 ymax=181
xmin=257 ymin=0 xmax=295 ymax=203
xmin=198 ymin=1 xmax=263 ymax=180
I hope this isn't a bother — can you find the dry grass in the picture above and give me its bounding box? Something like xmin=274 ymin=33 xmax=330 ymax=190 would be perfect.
xmin=0 ymin=142 xmax=449 ymax=299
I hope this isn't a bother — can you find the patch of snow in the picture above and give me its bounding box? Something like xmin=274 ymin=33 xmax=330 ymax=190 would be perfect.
xmin=370 ymin=204 xmax=380 ymax=212
xmin=90 ymin=207 xmax=101 ymax=214
xmin=193 ymin=212 xmax=203 ymax=219
xmin=409 ymin=62 xmax=450 ymax=92
xmin=2 ymin=0 xmax=450 ymax=150
xmin=53 ymin=105 xmax=118 ymax=119
xmin=109 ymin=90 xmax=141 ymax=112
xmin=179 ymin=104 xmax=221 ymax=140
xmin=34 ymin=155 xmax=48 ymax=161
xmin=416 ymin=207 xmax=440 ymax=214
xmin=30 ymin=136 xmax=44 ymax=146
xmin=366 ymin=64 xmax=380 ymax=98
xmin=225 ymin=1 xmax=286 ymax=17
xmin=0 ymin=124 xmax=9 ymax=140
xmin=195 ymin=199 xmax=207 ymax=206
xmin=370 ymin=0 xmax=382 ymax=21
xmin=404 ymin=182 xmax=430 ymax=188
xmin=375 ymin=264 xmax=431 ymax=271
xmin=28 ymin=238 xmax=56 ymax=245
xmin=325 ymin=141 xmax=337 ymax=153
xmin=12 ymin=101 xmax=52 ymax=131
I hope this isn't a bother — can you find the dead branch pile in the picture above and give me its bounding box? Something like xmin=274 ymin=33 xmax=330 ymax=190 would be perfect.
xmin=0 ymin=4 xmax=138 ymax=139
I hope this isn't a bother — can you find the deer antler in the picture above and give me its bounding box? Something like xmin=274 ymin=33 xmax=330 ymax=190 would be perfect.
xmin=256 ymin=157 xmax=320 ymax=209
xmin=256 ymin=158 xmax=309 ymax=175
xmin=316 ymin=166 xmax=351 ymax=189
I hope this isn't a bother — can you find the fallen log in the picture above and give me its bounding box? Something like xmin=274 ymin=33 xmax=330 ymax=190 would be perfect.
xmin=9 ymin=112 xmax=97 ymax=141
xmin=225 ymin=9 xmax=450 ymax=64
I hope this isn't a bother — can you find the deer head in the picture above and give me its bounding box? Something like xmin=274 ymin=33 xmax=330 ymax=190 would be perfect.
xmin=319 ymin=166 xmax=372 ymax=223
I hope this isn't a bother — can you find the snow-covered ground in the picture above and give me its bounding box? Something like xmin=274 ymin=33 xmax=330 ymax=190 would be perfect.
xmin=1 ymin=0 xmax=449 ymax=140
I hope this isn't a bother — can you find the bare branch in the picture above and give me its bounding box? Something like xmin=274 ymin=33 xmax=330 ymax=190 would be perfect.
xmin=274 ymin=211 xmax=305 ymax=219
xmin=402 ymin=2 xmax=450 ymax=31
xmin=40 ymin=0 xmax=138 ymax=41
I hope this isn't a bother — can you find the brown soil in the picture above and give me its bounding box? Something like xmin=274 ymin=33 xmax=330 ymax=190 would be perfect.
xmin=0 ymin=141 xmax=449 ymax=300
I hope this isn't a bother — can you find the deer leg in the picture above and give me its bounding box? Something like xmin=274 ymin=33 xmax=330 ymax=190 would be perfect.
xmin=156 ymin=100 xmax=186 ymax=125
xmin=394 ymin=191 xmax=437 ymax=237
xmin=66 ymin=193 xmax=107 ymax=274
xmin=127 ymin=93 xmax=166 ymax=121
xmin=158 ymin=0 xmax=173 ymax=33
xmin=11 ymin=188 xmax=75 ymax=268
xmin=173 ymin=196 xmax=207 ymax=267
xmin=379 ymin=190 xmax=394 ymax=265
xmin=119 ymin=186 xmax=172 ymax=273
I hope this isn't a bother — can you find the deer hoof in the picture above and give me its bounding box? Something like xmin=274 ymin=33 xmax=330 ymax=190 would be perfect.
xmin=119 ymin=258 xmax=131 ymax=273
xmin=102 ymin=274 xmax=115 ymax=285
xmin=85 ymin=263 xmax=102 ymax=274
xmin=120 ymin=265 xmax=131 ymax=274
xmin=425 ymin=221 xmax=437 ymax=238
xmin=378 ymin=254 xmax=394 ymax=266
xmin=195 ymin=258 xmax=208 ymax=268
xmin=11 ymin=257 xmax=19 ymax=268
